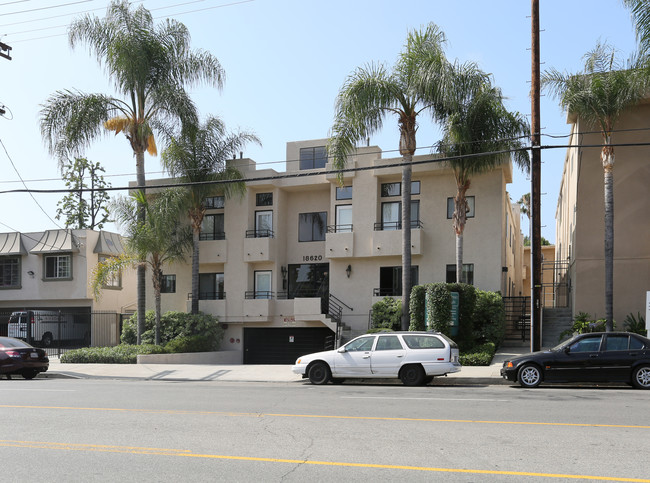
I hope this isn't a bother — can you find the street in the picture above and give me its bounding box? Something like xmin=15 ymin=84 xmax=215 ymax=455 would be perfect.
xmin=1 ymin=378 xmax=649 ymax=482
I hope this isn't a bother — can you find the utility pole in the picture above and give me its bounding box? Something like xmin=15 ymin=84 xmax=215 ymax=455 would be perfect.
xmin=0 ymin=41 xmax=12 ymax=61
xmin=530 ymin=0 xmax=542 ymax=351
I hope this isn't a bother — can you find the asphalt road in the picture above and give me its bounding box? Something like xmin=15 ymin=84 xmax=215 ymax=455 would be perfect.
xmin=1 ymin=378 xmax=649 ymax=482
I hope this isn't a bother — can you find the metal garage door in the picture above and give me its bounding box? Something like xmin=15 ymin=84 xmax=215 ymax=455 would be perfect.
xmin=243 ymin=327 xmax=334 ymax=364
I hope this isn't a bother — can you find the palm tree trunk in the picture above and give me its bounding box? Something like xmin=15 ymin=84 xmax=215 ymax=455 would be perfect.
xmin=191 ymin=227 xmax=200 ymax=314
xmin=401 ymin=159 xmax=412 ymax=331
xmin=136 ymin=150 xmax=146 ymax=344
xmin=453 ymin=182 xmax=469 ymax=283
xmin=153 ymin=267 xmax=162 ymax=346
xmin=456 ymin=232 xmax=464 ymax=283
xmin=602 ymin=144 xmax=615 ymax=331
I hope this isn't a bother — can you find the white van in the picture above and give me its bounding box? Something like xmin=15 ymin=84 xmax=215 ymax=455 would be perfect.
xmin=8 ymin=310 xmax=86 ymax=347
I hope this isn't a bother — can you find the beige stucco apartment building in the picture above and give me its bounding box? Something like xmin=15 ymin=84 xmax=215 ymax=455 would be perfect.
xmin=150 ymin=139 xmax=525 ymax=363
xmin=555 ymin=101 xmax=650 ymax=327
xmin=0 ymin=229 xmax=136 ymax=345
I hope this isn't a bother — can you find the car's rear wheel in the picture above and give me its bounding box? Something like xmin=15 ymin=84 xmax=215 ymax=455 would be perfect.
xmin=518 ymin=363 xmax=542 ymax=388
xmin=308 ymin=362 xmax=331 ymax=385
xmin=632 ymin=365 xmax=650 ymax=389
xmin=21 ymin=369 xmax=37 ymax=380
xmin=400 ymin=364 xmax=425 ymax=386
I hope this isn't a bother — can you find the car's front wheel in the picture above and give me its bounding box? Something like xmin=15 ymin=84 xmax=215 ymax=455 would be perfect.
xmin=308 ymin=362 xmax=331 ymax=385
xmin=400 ymin=364 xmax=425 ymax=386
xmin=632 ymin=365 xmax=650 ymax=389
xmin=518 ymin=363 xmax=542 ymax=388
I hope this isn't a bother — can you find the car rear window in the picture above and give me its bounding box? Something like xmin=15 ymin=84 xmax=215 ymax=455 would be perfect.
xmin=0 ymin=337 xmax=31 ymax=348
xmin=402 ymin=335 xmax=445 ymax=349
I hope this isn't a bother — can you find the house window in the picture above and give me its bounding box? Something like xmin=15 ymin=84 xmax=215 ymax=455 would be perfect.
xmin=411 ymin=180 xmax=421 ymax=195
xmin=204 ymin=196 xmax=225 ymax=209
xmin=44 ymin=254 xmax=71 ymax=280
xmin=252 ymin=210 xmax=273 ymax=237
xmin=446 ymin=264 xmax=474 ymax=285
xmin=98 ymin=255 xmax=121 ymax=288
xmin=200 ymin=213 xmax=225 ymax=240
xmin=336 ymin=186 xmax=352 ymax=200
xmin=380 ymin=201 xmax=420 ymax=230
xmin=199 ymin=273 xmax=224 ymax=300
xmin=0 ymin=256 xmax=20 ymax=288
xmin=300 ymin=146 xmax=327 ymax=170
xmin=376 ymin=266 xmax=419 ymax=296
xmin=381 ymin=182 xmax=401 ymax=197
xmin=447 ymin=196 xmax=475 ymax=219
xmin=335 ymin=205 xmax=352 ymax=232
xmin=254 ymin=270 xmax=272 ymax=299
xmin=256 ymin=192 xmax=273 ymax=206
xmin=299 ymin=212 xmax=327 ymax=242
xmin=161 ymin=274 xmax=176 ymax=294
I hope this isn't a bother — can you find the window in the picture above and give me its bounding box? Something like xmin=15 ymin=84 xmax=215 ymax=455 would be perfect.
xmin=199 ymin=273 xmax=224 ymax=300
xmin=204 ymin=196 xmax=224 ymax=209
xmin=569 ymin=335 xmax=602 ymax=353
xmin=161 ymin=274 xmax=176 ymax=294
xmin=256 ymin=192 xmax=273 ymax=206
xmin=446 ymin=264 xmax=474 ymax=285
xmin=447 ymin=196 xmax=475 ymax=219
xmin=403 ymin=335 xmax=445 ymax=349
xmin=200 ymin=213 xmax=225 ymax=240
xmin=411 ymin=180 xmax=421 ymax=195
xmin=299 ymin=212 xmax=327 ymax=242
xmin=604 ymin=335 xmax=629 ymax=351
xmin=288 ymin=263 xmax=329 ymax=300
xmin=376 ymin=266 xmax=418 ymax=296
xmin=300 ymin=146 xmax=327 ymax=170
xmin=99 ymin=255 xmax=121 ymax=288
xmin=381 ymin=182 xmax=401 ymax=197
xmin=253 ymin=210 xmax=273 ymax=237
xmin=380 ymin=201 xmax=420 ymax=230
xmin=336 ymin=186 xmax=352 ymax=200
xmin=0 ymin=256 xmax=20 ymax=288
xmin=254 ymin=270 xmax=272 ymax=299
xmin=44 ymin=254 xmax=71 ymax=280
xmin=335 ymin=205 xmax=352 ymax=232
xmin=344 ymin=336 xmax=375 ymax=352
xmin=376 ymin=335 xmax=403 ymax=351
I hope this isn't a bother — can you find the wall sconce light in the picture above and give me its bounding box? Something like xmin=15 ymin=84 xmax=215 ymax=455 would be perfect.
xmin=346 ymin=265 xmax=352 ymax=278
xmin=281 ymin=265 xmax=288 ymax=289
xmin=27 ymin=270 xmax=35 ymax=278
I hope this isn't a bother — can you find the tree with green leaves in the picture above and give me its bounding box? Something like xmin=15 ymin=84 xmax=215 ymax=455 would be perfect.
xmin=56 ymin=157 xmax=112 ymax=230
xmin=517 ymin=193 xmax=531 ymax=220
xmin=40 ymin=0 xmax=224 ymax=343
xmin=328 ymin=23 xmax=450 ymax=330
xmin=161 ymin=116 xmax=260 ymax=314
xmin=543 ymin=42 xmax=647 ymax=331
xmin=623 ymin=0 xmax=650 ymax=54
xmin=92 ymin=189 xmax=192 ymax=345
xmin=438 ymin=66 xmax=529 ymax=284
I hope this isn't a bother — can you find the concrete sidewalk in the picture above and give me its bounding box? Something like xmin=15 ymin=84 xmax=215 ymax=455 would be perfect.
xmin=42 ymin=345 xmax=531 ymax=385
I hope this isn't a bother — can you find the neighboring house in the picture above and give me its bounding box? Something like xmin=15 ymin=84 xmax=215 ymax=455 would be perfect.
xmin=149 ymin=139 xmax=525 ymax=363
xmin=0 ymin=229 xmax=136 ymax=345
xmin=555 ymin=101 xmax=650 ymax=327
xmin=522 ymin=244 xmax=557 ymax=306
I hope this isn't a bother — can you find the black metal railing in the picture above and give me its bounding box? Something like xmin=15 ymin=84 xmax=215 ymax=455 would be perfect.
xmin=326 ymin=224 xmax=353 ymax=233
xmin=245 ymin=229 xmax=275 ymax=238
xmin=199 ymin=232 xmax=226 ymax=241
xmin=244 ymin=290 xmax=274 ymax=299
xmin=373 ymin=220 xmax=423 ymax=231
xmin=503 ymin=296 xmax=530 ymax=341
xmin=198 ymin=292 xmax=226 ymax=300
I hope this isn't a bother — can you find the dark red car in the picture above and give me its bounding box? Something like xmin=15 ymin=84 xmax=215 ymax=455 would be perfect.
xmin=0 ymin=336 xmax=49 ymax=379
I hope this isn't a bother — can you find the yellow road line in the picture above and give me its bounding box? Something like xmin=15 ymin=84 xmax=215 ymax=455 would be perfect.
xmin=0 ymin=439 xmax=648 ymax=482
xmin=1 ymin=404 xmax=649 ymax=430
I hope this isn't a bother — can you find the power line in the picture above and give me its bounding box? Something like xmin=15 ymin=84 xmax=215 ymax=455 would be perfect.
xmin=0 ymin=0 xmax=94 ymax=17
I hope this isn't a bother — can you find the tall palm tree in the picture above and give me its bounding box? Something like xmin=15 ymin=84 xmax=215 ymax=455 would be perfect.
xmin=328 ymin=23 xmax=449 ymax=330
xmin=543 ymin=42 xmax=647 ymax=331
xmin=40 ymin=0 xmax=224 ymax=343
xmin=161 ymin=116 xmax=260 ymax=314
xmin=517 ymin=193 xmax=531 ymax=220
xmin=438 ymin=66 xmax=529 ymax=284
xmin=623 ymin=0 xmax=650 ymax=54
xmin=92 ymin=190 xmax=192 ymax=345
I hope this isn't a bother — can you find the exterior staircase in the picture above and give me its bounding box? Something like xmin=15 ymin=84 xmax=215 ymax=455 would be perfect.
xmin=542 ymin=307 xmax=573 ymax=348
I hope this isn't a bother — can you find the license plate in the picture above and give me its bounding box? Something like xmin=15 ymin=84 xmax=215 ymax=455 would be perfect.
xmin=30 ymin=352 xmax=39 ymax=359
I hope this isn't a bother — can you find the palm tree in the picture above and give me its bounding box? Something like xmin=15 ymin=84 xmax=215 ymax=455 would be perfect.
xmin=93 ymin=190 xmax=192 ymax=345
xmin=160 ymin=116 xmax=260 ymax=314
xmin=543 ymin=42 xmax=647 ymax=331
xmin=40 ymin=0 xmax=224 ymax=343
xmin=438 ymin=67 xmax=529 ymax=284
xmin=623 ymin=0 xmax=650 ymax=54
xmin=517 ymin=193 xmax=531 ymax=220
xmin=328 ymin=23 xmax=449 ymax=330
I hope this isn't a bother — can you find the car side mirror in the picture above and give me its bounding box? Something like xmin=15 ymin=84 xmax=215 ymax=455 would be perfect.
xmin=564 ymin=346 xmax=571 ymax=354
xmin=337 ymin=347 xmax=346 ymax=353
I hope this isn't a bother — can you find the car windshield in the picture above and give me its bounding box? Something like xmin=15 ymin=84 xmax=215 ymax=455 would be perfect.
xmin=0 ymin=337 xmax=32 ymax=349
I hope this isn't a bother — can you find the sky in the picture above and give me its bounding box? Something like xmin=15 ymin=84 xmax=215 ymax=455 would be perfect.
xmin=0 ymin=0 xmax=640 ymax=241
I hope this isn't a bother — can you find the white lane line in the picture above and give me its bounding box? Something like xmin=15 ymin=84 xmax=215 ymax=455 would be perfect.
xmin=341 ymin=396 xmax=508 ymax=402
xmin=1 ymin=389 xmax=76 ymax=392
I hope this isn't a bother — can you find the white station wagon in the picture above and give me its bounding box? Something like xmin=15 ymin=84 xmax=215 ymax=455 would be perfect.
xmin=292 ymin=331 xmax=461 ymax=386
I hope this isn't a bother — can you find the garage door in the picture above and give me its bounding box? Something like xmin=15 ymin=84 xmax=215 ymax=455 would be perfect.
xmin=243 ymin=327 xmax=335 ymax=364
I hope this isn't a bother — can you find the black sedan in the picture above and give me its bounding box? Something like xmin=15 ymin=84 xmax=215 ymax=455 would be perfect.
xmin=0 ymin=336 xmax=49 ymax=380
xmin=501 ymin=332 xmax=650 ymax=389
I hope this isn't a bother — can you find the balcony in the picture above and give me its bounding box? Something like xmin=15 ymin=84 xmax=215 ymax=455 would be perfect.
xmin=243 ymin=230 xmax=276 ymax=262
xmin=186 ymin=292 xmax=226 ymax=317
xmin=325 ymin=225 xmax=354 ymax=258
xmin=199 ymin=234 xmax=227 ymax=263
xmin=243 ymin=291 xmax=275 ymax=319
xmin=372 ymin=221 xmax=422 ymax=257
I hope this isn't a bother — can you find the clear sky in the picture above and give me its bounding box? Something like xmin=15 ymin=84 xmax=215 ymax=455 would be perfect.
xmin=0 ymin=0 xmax=639 ymax=241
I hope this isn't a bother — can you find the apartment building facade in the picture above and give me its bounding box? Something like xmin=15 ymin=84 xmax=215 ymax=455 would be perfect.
xmin=151 ymin=139 xmax=524 ymax=363
xmin=555 ymin=101 xmax=650 ymax=326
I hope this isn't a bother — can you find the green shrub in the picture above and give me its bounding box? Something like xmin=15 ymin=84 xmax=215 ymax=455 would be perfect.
xmin=409 ymin=285 xmax=426 ymax=331
xmin=559 ymin=312 xmax=613 ymax=341
xmin=459 ymin=342 xmax=496 ymax=366
xmin=371 ymin=297 xmax=402 ymax=331
xmin=60 ymin=344 xmax=166 ymax=364
xmin=164 ymin=335 xmax=214 ymax=353
xmin=624 ymin=312 xmax=647 ymax=336
xmin=472 ymin=290 xmax=506 ymax=346
xmin=427 ymin=283 xmax=452 ymax=335
xmin=446 ymin=283 xmax=476 ymax=347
